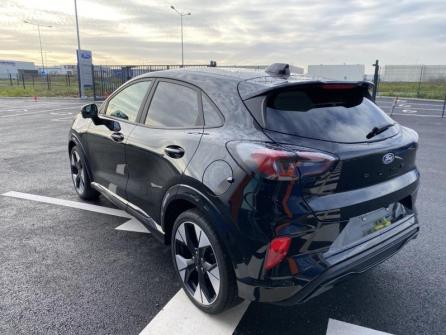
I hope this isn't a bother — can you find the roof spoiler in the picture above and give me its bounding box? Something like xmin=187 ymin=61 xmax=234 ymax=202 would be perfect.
xmin=242 ymin=80 xmax=374 ymax=100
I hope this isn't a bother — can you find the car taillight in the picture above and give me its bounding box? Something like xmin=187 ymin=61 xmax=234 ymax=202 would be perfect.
xmin=264 ymin=236 xmax=291 ymax=270
xmin=226 ymin=141 xmax=336 ymax=181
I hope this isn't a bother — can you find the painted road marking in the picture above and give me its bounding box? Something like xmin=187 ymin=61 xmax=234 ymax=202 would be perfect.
xmin=0 ymin=103 xmax=82 ymax=112
xmin=1 ymin=191 xmax=400 ymax=334
xmin=50 ymin=111 xmax=73 ymax=116
xmin=51 ymin=116 xmax=75 ymax=122
xmin=115 ymin=218 xmax=150 ymax=233
xmin=326 ymin=319 xmax=394 ymax=335
xmin=389 ymin=112 xmax=442 ymax=117
xmin=139 ymin=290 xmax=250 ymax=335
xmin=1 ymin=191 xmax=149 ymax=234
xmin=138 ymin=293 xmax=395 ymax=335
xmin=0 ymin=106 xmax=83 ymax=118
xmin=50 ymin=111 xmax=75 ymax=122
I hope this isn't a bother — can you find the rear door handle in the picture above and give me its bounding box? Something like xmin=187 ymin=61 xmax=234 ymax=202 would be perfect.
xmin=111 ymin=132 xmax=125 ymax=142
xmin=164 ymin=145 xmax=185 ymax=158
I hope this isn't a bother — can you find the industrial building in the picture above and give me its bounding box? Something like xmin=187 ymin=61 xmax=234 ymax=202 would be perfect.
xmin=381 ymin=65 xmax=446 ymax=82
xmin=39 ymin=65 xmax=77 ymax=75
xmin=0 ymin=60 xmax=36 ymax=79
xmin=289 ymin=65 xmax=304 ymax=74
xmin=307 ymin=64 xmax=365 ymax=81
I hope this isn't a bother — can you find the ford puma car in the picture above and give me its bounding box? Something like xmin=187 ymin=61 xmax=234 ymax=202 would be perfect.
xmin=68 ymin=64 xmax=419 ymax=314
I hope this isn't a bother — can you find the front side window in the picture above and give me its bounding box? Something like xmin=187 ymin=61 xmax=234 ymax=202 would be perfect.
xmin=145 ymin=81 xmax=201 ymax=128
xmin=105 ymin=81 xmax=151 ymax=122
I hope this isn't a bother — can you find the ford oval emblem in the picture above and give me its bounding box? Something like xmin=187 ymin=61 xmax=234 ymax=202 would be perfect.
xmin=382 ymin=153 xmax=395 ymax=165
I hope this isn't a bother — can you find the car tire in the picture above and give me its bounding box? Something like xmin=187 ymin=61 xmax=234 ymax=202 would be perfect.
xmin=70 ymin=146 xmax=99 ymax=200
xmin=171 ymin=209 xmax=241 ymax=314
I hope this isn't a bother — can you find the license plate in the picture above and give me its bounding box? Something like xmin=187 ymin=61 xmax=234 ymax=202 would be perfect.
xmin=328 ymin=205 xmax=398 ymax=253
xmin=370 ymin=217 xmax=392 ymax=233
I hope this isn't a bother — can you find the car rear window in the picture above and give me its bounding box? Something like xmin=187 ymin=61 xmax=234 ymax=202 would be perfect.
xmin=263 ymin=86 xmax=398 ymax=143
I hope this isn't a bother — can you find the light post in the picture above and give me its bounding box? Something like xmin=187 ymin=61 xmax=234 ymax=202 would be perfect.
xmin=170 ymin=5 xmax=191 ymax=67
xmin=23 ymin=20 xmax=52 ymax=75
xmin=74 ymin=0 xmax=84 ymax=98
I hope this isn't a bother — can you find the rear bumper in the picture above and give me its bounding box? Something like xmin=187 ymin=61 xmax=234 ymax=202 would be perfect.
xmin=237 ymin=214 xmax=419 ymax=304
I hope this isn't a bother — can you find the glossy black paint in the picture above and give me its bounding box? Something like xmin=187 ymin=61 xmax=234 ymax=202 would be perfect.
xmin=68 ymin=68 xmax=420 ymax=304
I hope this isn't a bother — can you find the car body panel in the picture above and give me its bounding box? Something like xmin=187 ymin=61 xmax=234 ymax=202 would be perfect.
xmin=125 ymin=125 xmax=203 ymax=224
xmin=85 ymin=119 xmax=135 ymax=199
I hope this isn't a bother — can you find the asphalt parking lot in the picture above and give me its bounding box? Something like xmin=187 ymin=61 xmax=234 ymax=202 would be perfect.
xmin=0 ymin=97 xmax=445 ymax=335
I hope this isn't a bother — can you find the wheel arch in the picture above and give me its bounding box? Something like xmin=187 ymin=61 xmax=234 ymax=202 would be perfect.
xmin=161 ymin=184 xmax=244 ymax=268
xmin=68 ymin=133 xmax=93 ymax=181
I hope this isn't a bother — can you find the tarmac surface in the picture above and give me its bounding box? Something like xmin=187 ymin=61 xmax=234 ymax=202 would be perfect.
xmin=0 ymin=97 xmax=445 ymax=335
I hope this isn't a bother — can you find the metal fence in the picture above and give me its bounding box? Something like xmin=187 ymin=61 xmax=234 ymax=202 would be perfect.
xmin=2 ymin=62 xmax=446 ymax=114
xmin=92 ymin=64 xmax=267 ymax=99
xmin=0 ymin=72 xmax=79 ymax=97
xmin=0 ymin=64 xmax=266 ymax=98
xmin=377 ymin=65 xmax=446 ymax=100
xmin=92 ymin=64 xmax=208 ymax=99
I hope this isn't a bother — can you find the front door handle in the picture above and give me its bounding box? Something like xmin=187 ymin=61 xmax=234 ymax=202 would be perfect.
xmin=164 ymin=145 xmax=185 ymax=158
xmin=111 ymin=132 xmax=124 ymax=142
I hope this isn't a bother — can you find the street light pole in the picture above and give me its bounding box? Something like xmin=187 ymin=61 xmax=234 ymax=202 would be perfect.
xmin=74 ymin=0 xmax=81 ymax=53
xmin=180 ymin=14 xmax=184 ymax=67
xmin=170 ymin=5 xmax=191 ymax=67
xmin=23 ymin=20 xmax=52 ymax=75
xmin=74 ymin=0 xmax=84 ymax=98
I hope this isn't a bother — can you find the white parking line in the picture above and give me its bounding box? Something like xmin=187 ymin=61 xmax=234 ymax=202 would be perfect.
xmin=0 ymin=102 xmax=83 ymax=112
xmin=0 ymin=106 xmax=83 ymax=118
xmin=390 ymin=112 xmax=443 ymax=117
xmin=326 ymin=319 xmax=394 ymax=335
xmin=115 ymin=218 xmax=150 ymax=233
xmin=139 ymin=290 xmax=250 ymax=335
xmin=1 ymin=191 xmax=399 ymax=334
xmin=1 ymin=191 xmax=149 ymax=233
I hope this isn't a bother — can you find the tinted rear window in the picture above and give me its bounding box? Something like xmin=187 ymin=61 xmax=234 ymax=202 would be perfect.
xmin=264 ymin=87 xmax=398 ymax=143
xmin=145 ymin=81 xmax=201 ymax=128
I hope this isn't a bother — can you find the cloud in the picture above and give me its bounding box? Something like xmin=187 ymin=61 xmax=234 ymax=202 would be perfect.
xmin=1 ymin=0 xmax=446 ymax=72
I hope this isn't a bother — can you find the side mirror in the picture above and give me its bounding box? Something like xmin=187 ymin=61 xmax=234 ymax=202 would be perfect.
xmin=82 ymin=103 xmax=121 ymax=132
xmin=81 ymin=103 xmax=98 ymax=119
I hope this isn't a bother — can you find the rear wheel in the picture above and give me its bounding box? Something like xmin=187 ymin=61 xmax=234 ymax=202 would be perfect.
xmin=70 ymin=146 xmax=99 ymax=200
xmin=171 ymin=209 xmax=240 ymax=314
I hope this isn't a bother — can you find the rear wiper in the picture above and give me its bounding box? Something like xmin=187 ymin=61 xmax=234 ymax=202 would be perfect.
xmin=366 ymin=123 xmax=395 ymax=139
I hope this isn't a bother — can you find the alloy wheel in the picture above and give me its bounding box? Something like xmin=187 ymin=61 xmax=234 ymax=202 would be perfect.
xmin=70 ymin=150 xmax=86 ymax=194
xmin=174 ymin=221 xmax=220 ymax=306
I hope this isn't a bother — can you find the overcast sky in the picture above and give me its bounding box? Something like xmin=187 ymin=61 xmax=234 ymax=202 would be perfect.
xmin=1 ymin=0 xmax=446 ymax=72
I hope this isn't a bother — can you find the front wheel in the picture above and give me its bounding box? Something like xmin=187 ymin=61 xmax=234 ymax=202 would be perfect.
xmin=70 ymin=146 xmax=99 ymax=200
xmin=171 ymin=209 xmax=240 ymax=314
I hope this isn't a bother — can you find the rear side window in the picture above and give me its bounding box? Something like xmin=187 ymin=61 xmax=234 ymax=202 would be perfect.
xmin=202 ymin=95 xmax=223 ymax=127
xmin=145 ymin=81 xmax=201 ymax=128
xmin=106 ymin=81 xmax=151 ymax=122
xmin=264 ymin=86 xmax=398 ymax=143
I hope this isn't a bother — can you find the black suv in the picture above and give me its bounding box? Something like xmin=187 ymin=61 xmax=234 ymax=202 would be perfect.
xmin=68 ymin=65 xmax=420 ymax=314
